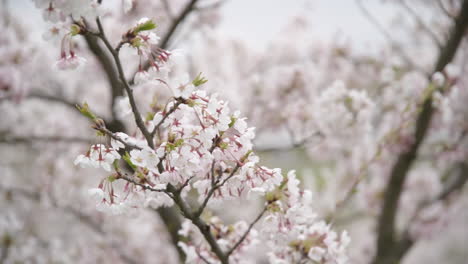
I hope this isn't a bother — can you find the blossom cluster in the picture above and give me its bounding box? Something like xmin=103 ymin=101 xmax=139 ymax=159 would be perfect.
xmin=70 ymin=15 xmax=350 ymax=262
xmin=261 ymin=171 xmax=350 ymax=264
xmin=34 ymin=0 xmax=95 ymax=70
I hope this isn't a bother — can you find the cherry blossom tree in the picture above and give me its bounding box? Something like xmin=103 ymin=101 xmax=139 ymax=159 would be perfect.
xmin=1 ymin=0 xmax=467 ymax=264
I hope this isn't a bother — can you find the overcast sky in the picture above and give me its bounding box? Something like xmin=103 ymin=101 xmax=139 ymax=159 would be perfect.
xmin=7 ymin=0 xmax=398 ymax=51
xmin=219 ymin=0 xmax=397 ymax=50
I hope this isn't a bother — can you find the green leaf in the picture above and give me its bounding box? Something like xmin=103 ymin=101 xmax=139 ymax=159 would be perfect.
xmin=228 ymin=116 xmax=237 ymax=128
xmin=122 ymin=152 xmax=137 ymax=169
xmin=166 ymin=143 xmax=176 ymax=152
xmin=174 ymin=138 xmax=184 ymax=147
xmin=146 ymin=112 xmax=155 ymax=122
xmin=134 ymin=20 xmax=156 ymax=33
xmin=76 ymin=102 xmax=97 ymax=120
xmin=192 ymin=72 xmax=208 ymax=87
xmin=130 ymin=37 xmax=142 ymax=47
xmin=70 ymin=24 xmax=81 ymax=36
xmin=219 ymin=142 xmax=229 ymax=150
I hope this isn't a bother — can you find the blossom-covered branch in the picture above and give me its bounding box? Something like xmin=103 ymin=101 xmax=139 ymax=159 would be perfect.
xmin=373 ymin=1 xmax=468 ymax=263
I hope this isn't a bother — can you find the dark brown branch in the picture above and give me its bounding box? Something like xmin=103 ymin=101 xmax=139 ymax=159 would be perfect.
xmin=94 ymin=126 xmax=142 ymax=150
xmin=28 ymin=92 xmax=78 ymax=109
xmin=95 ymin=17 xmax=154 ymax=149
xmin=167 ymin=185 xmax=229 ymax=264
xmin=159 ymin=0 xmax=200 ymax=49
xmin=437 ymin=162 xmax=468 ymax=201
xmin=14 ymin=92 xmax=111 ymax=125
xmin=83 ymin=29 xmax=126 ymax=132
xmin=116 ymin=171 xmax=168 ymax=193
xmin=90 ymin=17 xmax=187 ymax=261
xmin=195 ymin=248 xmax=213 ymax=264
xmin=373 ymin=1 xmax=468 ymax=263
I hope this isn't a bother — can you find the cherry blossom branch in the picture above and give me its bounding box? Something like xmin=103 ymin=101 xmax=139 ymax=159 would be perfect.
xmin=93 ymin=125 xmax=142 ymax=150
xmin=89 ymin=16 xmax=189 ymax=261
xmin=413 ymin=162 xmax=468 ymax=223
xmin=166 ymin=185 xmax=229 ymax=264
xmin=226 ymin=205 xmax=267 ymax=257
xmin=391 ymin=161 xmax=468 ymax=260
xmin=84 ymin=34 xmax=229 ymax=260
xmin=93 ymin=40 xmax=228 ymax=262
xmin=94 ymin=17 xmax=154 ymax=149
xmin=373 ymin=1 xmax=468 ymax=263
xmin=116 ymin=171 xmax=168 ymax=193
xmin=334 ymin=96 xmax=427 ymax=214
xmin=129 ymin=0 xmax=201 ymax=83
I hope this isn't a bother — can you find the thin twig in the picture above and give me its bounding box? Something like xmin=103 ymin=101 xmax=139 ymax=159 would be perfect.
xmin=94 ymin=126 xmax=142 ymax=150
xmin=95 ymin=17 xmax=154 ymax=149
xmin=226 ymin=205 xmax=267 ymax=256
xmin=28 ymin=92 xmax=78 ymax=109
xmin=162 ymin=0 xmax=175 ymax=20
xmin=117 ymin=172 xmax=168 ymax=193
xmin=159 ymin=0 xmax=200 ymax=49
xmin=195 ymin=248 xmax=213 ymax=264
xmin=194 ymin=0 xmax=227 ymax=11
xmin=82 ymin=23 xmax=125 ymax=131
xmin=150 ymin=99 xmax=184 ymax=137
xmin=437 ymin=0 xmax=456 ymax=18
xmin=397 ymin=161 xmax=468 ymax=257
xmin=399 ymin=0 xmax=442 ymax=47
xmin=129 ymin=0 xmax=201 ymax=83
xmin=195 ymin=163 xmax=241 ymax=218
xmin=355 ymin=0 xmax=421 ymax=72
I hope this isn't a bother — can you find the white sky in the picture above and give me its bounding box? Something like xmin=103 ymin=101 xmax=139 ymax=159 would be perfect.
xmin=219 ymin=0 xmax=397 ymax=50
xmin=8 ymin=0 xmax=398 ymax=51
